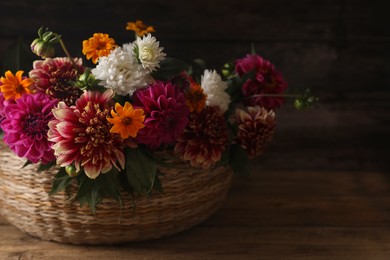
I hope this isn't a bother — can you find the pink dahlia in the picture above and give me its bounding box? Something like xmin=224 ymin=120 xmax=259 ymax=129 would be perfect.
xmin=1 ymin=93 xmax=58 ymax=164
xmin=174 ymin=106 xmax=229 ymax=169
xmin=132 ymin=81 xmax=190 ymax=149
xmin=29 ymin=57 xmax=85 ymax=106
xmin=48 ymin=90 xmax=125 ymax=179
xmin=235 ymin=54 xmax=288 ymax=109
xmin=236 ymin=106 xmax=275 ymax=159
xmin=0 ymin=92 xmax=14 ymax=124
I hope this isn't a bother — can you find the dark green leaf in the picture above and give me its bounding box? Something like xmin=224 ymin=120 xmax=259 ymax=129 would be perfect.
xmin=22 ymin=160 xmax=33 ymax=168
xmin=229 ymin=144 xmax=250 ymax=175
xmin=151 ymin=57 xmax=189 ymax=80
xmin=37 ymin=161 xmax=56 ymax=172
xmin=49 ymin=168 xmax=73 ymax=195
xmin=125 ymin=147 xmax=157 ymax=195
xmin=251 ymin=43 xmax=257 ymax=55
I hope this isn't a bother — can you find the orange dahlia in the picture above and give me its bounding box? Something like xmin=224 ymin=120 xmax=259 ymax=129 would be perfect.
xmin=126 ymin=20 xmax=155 ymax=36
xmin=82 ymin=33 xmax=116 ymax=64
xmin=0 ymin=70 xmax=33 ymax=100
xmin=236 ymin=106 xmax=275 ymax=158
xmin=174 ymin=106 xmax=229 ymax=169
xmin=107 ymin=102 xmax=145 ymax=139
xmin=185 ymin=81 xmax=207 ymax=113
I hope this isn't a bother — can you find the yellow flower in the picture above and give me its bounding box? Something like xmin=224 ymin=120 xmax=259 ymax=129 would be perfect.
xmin=107 ymin=102 xmax=145 ymax=139
xmin=82 ymin=33 xmax=116 ymax=64
xmin=126 ymin=20 xmax=155 ymax=37
xmin=185 ymin=82 xmax=207 ymax=113
xmin=0 ymin=70 xmax=33 ymax=100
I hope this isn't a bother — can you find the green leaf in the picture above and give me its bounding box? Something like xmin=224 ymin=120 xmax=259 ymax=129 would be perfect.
xmin=75 ymin=173 xmax=102 ymax=213
xmin=187 ymin=58 xmax=208 ymax=83
xmin=251 ymin=43 xmax=257 ymax=55
xmin=73 ymin=170 xmax=124 ymax=213
xmin=22 ymin=160 xmax=33 ymax=168
xmin=49 ymin=168 xmax=73 ymax=195
xmin=125 ymin=147 xmax=157 ymax=195
xmin=0 ymin=37 xmax=36 ymax=75
xmin=229 ymin=144 xmax=250 ymax=175
xmin=98 ymin=169 xmax=123 ymax=208
xmin=151 ymin=57 xmax=189 ymax=80
xmin=37 ymin=161 xmax=56 ymax=172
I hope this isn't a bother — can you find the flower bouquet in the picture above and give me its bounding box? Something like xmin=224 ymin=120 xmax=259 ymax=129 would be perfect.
xmin=0 ymin=21 xmax=315 ymax=244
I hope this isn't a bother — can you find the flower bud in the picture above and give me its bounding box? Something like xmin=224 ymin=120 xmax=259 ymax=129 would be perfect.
xmin=65 ymin=165 xmax=79 ymax=177
xmin=221 ymin=62 xmax=234 ymax=79
xmin=31 ymin=39 xmax=55 ymax=58
xmin=30 ymin=26 xmax=61 ymax=58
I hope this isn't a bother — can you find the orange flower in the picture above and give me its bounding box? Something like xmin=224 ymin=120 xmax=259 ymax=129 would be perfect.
xmin=185 ymin=82 xmax=207 ymax=113
xmin=0 ymin=70 xmax=33 ymax=100
xmin=126 ymin=20 xmax=155 ymax=36
xmin=82 ymin=33 xmax=116 ymax=64
xmin=107 ymin=102 xmax=145 ymax=139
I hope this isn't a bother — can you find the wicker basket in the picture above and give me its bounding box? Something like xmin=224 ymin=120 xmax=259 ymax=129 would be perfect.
xmin=0 ymin=142 xmax=233 ymax=244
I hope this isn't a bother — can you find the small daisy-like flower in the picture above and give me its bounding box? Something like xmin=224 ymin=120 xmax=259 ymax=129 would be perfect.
xmin=174 ymin=106 xmax=229 ymax=169
xmin=82 ymin=33 xmax=116 ymax=64
xmin=185 ymin=81 xmax=207 ymax=113
xmin=29 ymin=57 xmax=85 ymax=106
xmin=92 ymin=45 xmax=151 ymax=96
xmin=134 ymin=34 xmax=166 ymax=71
xmin=48 ymin=90 xmax=125 ymax=179
xmin=0 ymin=70 xmax=33 ymax=100
xmin=236 ymin=106 xmax=275 ymax=158
xmin=201 ymin=70 xmax=230 ymax=113
xmin=107 ymin=102 xmax=145 ymax=139
xmin=126 ymin=20 xmax=155 ymax=37
xmin=1 ymin=93 xmax=58 ymax=164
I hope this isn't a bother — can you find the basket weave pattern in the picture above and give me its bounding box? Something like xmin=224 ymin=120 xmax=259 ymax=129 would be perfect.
xmin=0 ymin=142 xmax=233 ymax=244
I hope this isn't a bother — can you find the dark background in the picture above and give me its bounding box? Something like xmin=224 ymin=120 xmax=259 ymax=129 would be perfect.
xmin=0 ymin=0 xmax=388 ymax=172
xmin=0 ymin=0 xmax=389 ymax=93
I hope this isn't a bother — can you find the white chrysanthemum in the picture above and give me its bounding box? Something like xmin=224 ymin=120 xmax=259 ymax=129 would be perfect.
xmin=201 ymin=70 xmax=231 ymax=113
xmin=92 ymin=45 xmax=151 ymax=96
xmin=135 ymin=34 xmax=166 ymax=71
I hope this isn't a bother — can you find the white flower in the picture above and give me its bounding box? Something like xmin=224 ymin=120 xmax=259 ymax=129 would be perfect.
xmin=201 ymin=70 xmax=231 ymax=113
xmin=92 ymin=45 xmax=151 ymax=96
xmin=135 ymin=34 xmax=166 ymax=71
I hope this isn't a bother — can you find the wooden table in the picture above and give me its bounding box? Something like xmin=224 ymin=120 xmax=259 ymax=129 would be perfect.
xmin=0 ymin=92 xmax=389 ymax=259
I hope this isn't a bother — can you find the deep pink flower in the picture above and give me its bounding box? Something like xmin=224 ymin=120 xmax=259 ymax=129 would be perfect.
xmin=48 ymin=90 xmax=125 ymax=179
xmin=29 ymin=57 xmax=85 ymax=106
xmin=132 ymin=81 xmax=190 ymax=149
xmin=174 ymin=106 xmax=229 ymax=169
xmin=1 ymin=93 xmax=58 ymax=164
xmin=0 ymin=92 xmax=14 ymax=124
xmin=235 ymin=54 xmax=288 ymax=109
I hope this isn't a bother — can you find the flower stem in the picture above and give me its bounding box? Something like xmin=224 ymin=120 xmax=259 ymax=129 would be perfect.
xmin=246 ymin=93 xmax=300 ymax=99
xmin=58 ymin=38 xmax=81 ymax=74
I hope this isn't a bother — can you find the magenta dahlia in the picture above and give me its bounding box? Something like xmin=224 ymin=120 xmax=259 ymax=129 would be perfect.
xmin=174 ymin=106 xmax=229 ymax=169
xmin=1 ymin=93 xmax=58 ymax=164
xmin=235 ymin=106 xmax=275 ymax=159
xmin=132 ymin=81 xmax=190 ymax=149
xmin=29 ymin=57 xmax=85 ymax=106
xmin=48 ymin=90 xmax=125 ymax=179
xmin=235 ymin=54 xmax=288 ymax=109
xmin=0 ymin=92 xmax=14 ymax=124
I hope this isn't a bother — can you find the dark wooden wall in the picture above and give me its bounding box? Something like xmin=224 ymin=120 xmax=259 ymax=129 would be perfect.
xmin=0 ymin=0 xmax=389 ymax=93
